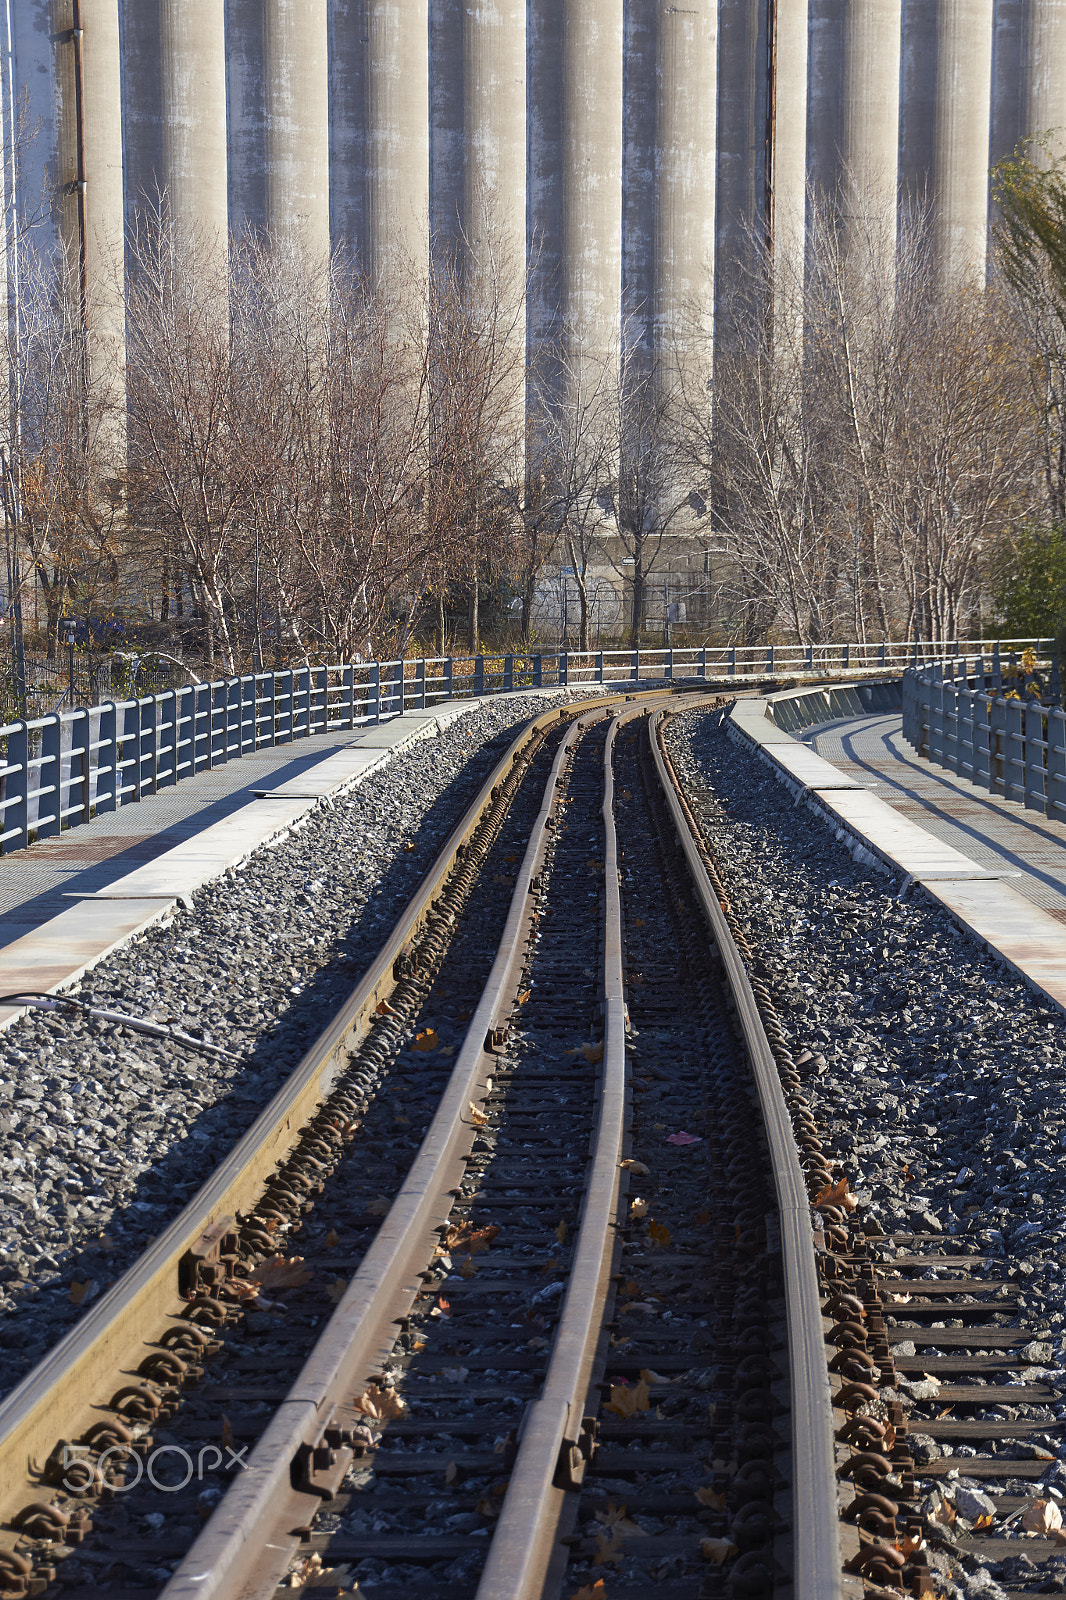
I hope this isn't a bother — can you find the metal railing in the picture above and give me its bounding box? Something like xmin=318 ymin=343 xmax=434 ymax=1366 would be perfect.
xmin=0 ymin=637 xmax=1040 ymax=854
xmin=902 ymin=645 xmax=1065 ymax=818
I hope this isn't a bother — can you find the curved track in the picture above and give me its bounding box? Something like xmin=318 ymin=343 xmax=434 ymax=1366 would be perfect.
xmin=0 ymin=692 xmax=854 ymax=1600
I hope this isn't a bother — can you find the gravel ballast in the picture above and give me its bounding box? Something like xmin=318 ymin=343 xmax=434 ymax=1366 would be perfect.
xmin=669 ymin=707 xmax=1066 ymax=1599
xmin=0 ymin=693 xmax=596 ymax=1399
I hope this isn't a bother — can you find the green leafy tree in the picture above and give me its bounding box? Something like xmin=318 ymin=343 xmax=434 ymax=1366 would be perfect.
xmin=992 ymin=522 xmax=1066 ymax=638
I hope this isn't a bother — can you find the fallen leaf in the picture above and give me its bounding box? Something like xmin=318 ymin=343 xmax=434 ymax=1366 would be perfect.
xmin=1022 ymin=1499 xmax=1063 ymax=1534
xmin=517 ymin=989 xmax=531 ymax=1005
xmin=444 ymin=1461 xmax=459 ymax=1483
xmin=287 ymin=1552 xmax=336 ymax=1587
xmin=353 ymin=1384 xmax=407 ymax=1422
xmin=620 ymin=1159 xmax=650 ymax=1176
xmin=442 ymin=1367 xmax=469 ymax=1383
xmin=394 ymin=1114 xmax=412 ymax=1125
xmin=629 ymin=1197 xmax=648 ymax=1219
xmin=593 ymin=1529 xmax=627 ymax=1567
xmin=619 ymin=1301 xmax=658 ymax=1314
xmin=595 ymin=1501 xmax=647 ymax=1537
xmin=605 ymin=1379 xmax=651 ymax=1418
xmin=96 ymin=1234 xmax=116 ymax=1252
xmin=413 ymin=1029 xmax=439 ymax=1052
xmin=326 ymin=1279 xmax=347 ymax=1305
xmin=527 ymin=1336 xmax=549 ymax=1349
xmin=248 ymin=1255 xmax=312 ymax=1290
xmin=376 ymin=999 xmax=399 ymax=1017
xmin=641 ymin=1369 xmax=670 ymax=1385
xmin=621 ymin=1279 xmax=640 ymax=1296
xmin=69 ymin=1278 xmax=98 ymax=1305
xmin=221 ymin=1415 xmax=235 ymax=1449
xmin=404 ymin=841 xmax=416 ymax=852
xmin=813 ymin=1177 xmax=858 ymax=1213
xmin=652 ymin=1122 xmax=666 ymax=1130
xmin=929 ymin=1492 xmax=956 ymax=1528
xmin=460 ymin=1257 xmax=478 ymax=1278
xmin=476 ymin=1495 xmax=501 ymax=1519
xmin=701 ymin=1537 xmax=739 ymax=1564
xmin=468 ymin=1101 xmax=489 ymax=1127
xmin=666 ymin=1130 xmax=702 ymax=1147
xmin=542 ymin=1258 xmax=560 ymax=1273
xmin=438 ymin=1296 xmax=451 ymax=1317
xmin=571 ymin=1582 xmax=608 ymax=1599
xmin=695 ymin=1209 xmax=711 ymax=1225
xmin=647 ymin=1219 xmax=671 ymax=1248
xmin=556 ymin=1220 xmax=568 ymax=1245
xmin=972 ymin=1514 xmax=993 ymax=1531
xmin=695 ymin=1486 xmax=728 ymax=1510
xmin=324 ymin=1229 xmax=339 ymax=1250
xmin=582 ymin=1040 xmax=604 ymax=1064
xmin=366 ymin=1194 xmax=391 ymax=1216
xmin=442 ymin=1223 xmax=500 ymax=1255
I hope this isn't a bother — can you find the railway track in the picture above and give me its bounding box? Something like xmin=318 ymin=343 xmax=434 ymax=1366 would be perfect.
xmin=12 ymin=687 xmax=1055 ymax=1600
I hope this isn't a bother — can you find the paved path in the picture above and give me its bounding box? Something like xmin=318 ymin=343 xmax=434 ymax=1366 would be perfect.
xmin=801 ymin=712 xmax=1066 ymax=922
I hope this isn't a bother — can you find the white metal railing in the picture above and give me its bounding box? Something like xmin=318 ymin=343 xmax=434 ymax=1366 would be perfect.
xmin=0 ymin=638 xmax=1039 ymax=854
xmin=902 ymin=644 xmax=1063 ymax=818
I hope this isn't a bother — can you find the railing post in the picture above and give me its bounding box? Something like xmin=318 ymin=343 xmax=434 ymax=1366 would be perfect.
xmin=805 ymin=643 xmax=814 ymax=672
xmin=560 ymin=651 xmax=568 ymax=686
xmin=474 ymin=654 xmax=485 ymax=696
xmin=417 ymin=657 xmax=427 ymax=708
xmin=842 ymin=643 xmax=850 ymax=670
xmin=631 ymin=649 xmax=639 ymax=683
xmin=5 ymin=722 xmax=28 ymax=849
xmin=503 ymin=653 xmax=513 ymax=692
xmin=992 ymin=641 xmax=1002 ymax=690
xmin=1048 ymin=707 xmax=1066 ymax=821
xmin=36 ymin=714 xmax=62 ymax=838
xmin=879 ymin=641 xmax=887 ymax=667
xmin=95 ymin=702 xmax=117 ymax=815
xmin=369 ymin=661 xmax=381 ymax=723
xmin=728 ymin=646 xmax=736 ymax=675
xmin=157 ymin=690 xmax=177 ymax=787
xmin=699 ymin=646 xmax=706 ymax=679
xmin=1024 ymin=700 xmax=1047 ymax=812
xmin=596 ymin=650 xmax=604 ymax=684
xmin=141 ymin=695 xmax=159 ymax=794
xmin=533 ymin=653 xmax=542 ymax=688
xmin=441 ymin=655 xmax=452 ymax=700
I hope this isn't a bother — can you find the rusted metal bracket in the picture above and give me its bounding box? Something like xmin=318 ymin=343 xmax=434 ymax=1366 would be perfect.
xmin=178 ymin=1218 xmax=238 ymax=1299
xmin=291 ymin=1407 xmax=356 ymax=1501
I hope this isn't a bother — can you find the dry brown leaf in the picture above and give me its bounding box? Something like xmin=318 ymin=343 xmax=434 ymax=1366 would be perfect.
xmin=556 ymin=1219 xmax=568 ymax=1245
xmin=324 ymin=1228 xmax=339 ymax=1250
xmin=695 ymin=1208 xmax=711 ymax=1225
xmin=972 ymin=1514 xmax=993 ymax=1531
xmin=701 ymin=1537 xmax=739 ymax=1564
xmin=595 ymin=1501 xmax=646 ymax=1537
xmin=376 ymin=999 xmax=399 ymax=1017
xmin=619 ymin=1301 xmax=658 ymax=1315
xmin=287 ymin=1552 xmax=335 ymax=1587
xmin=468 ymin=1101 xmax=489 ymax=1128
xmin=929 ymin=1492 xmax=956 ymax=1528
xmin=353 ymin=1383 xmax=407 ymax=1422
xmin=593 ymin=1529 xmax=627 ymax=1567
xmin=605 ymin=1379 xmax=651 ymax=1418
xmin=621 ymin=1278 xmax=640 ymax=1296
xmin=629 ymin=1197 xmax=648 ymax=1220
xmin=582 ymin=1040 xmax=605 ymax=1064
xmin=517 ymin=989 xmax=531 ymax=1005
xmin=221 ymin=1414 xmax=235 ymax=1450
xmin=249 ymin=1255 xmax=312 ymax=1290
xmin=443 ymin=1222 xmax=500 ymax=1255
xmin=695 ymin=1486 xmax=728 ymax=1511
xmin=326 ymin=1279 xmax=347 ymax=1305
xmin=620 ymin=1159 xmax=650 ymax=1176
xmin=570 ymin=1582 xmax=608 ymax=1599
xmin=647 ymin=1219 xmax=671 ymax=1248
xmin=394 ymin=1114 xmax=412 ymax=1125
xmin=813 ymin=1177 xmax=857 ymax=1213
xmin=895 ymin=1534 xmax=924 ymax=1556
xmin=476 ymin=1495 xmax=501 ymax=1520
xmin=366 ymin=1194 xmax=391 ymax=1216
xmin=460 ymin=1257 xmax=478 ymax=1278
xmin=444 ymin=1461 xmax=459 ymax=1484
xmin=1022 ymin=1499 xmax=1063 ymax=1534
xmin=641 ymin=1368 xmax=669 ymax=1385
xmin=68 ymin=1278 xmax=97 ymax=1305
xmin=413 ymin=1029 xmax=439 ymax=1052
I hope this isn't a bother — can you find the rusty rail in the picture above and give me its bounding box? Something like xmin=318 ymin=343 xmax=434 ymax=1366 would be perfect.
xmin=649 ymin=706 xmax=842 ymax=1600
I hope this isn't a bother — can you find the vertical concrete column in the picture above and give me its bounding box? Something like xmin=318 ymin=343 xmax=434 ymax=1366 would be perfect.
xmin=264 ymin=0 xmax=329 ymax=257
xmin=769 ymin=0 xmax=808 ymax=270
xmin=329 ymin=0 xmax=367 ymax=261
xmin=623 ymin=0 xmax=656 ymax=357
xmin=841 ymin=0 xmax=902 ymax=265
xmin=714 ymin=0 xmax=763 ymax=320
xmin=561 ymin=0 xmax=623 ymax=379
xmin=933 ymin=0 xmax=994 ymax=281
xmin=226 ymin=0 xmax=266 ymax=239
xmin=463 ymin=0 xmax=525 ymax=277
xmin=806 ymin=0 xmax=844 ymax=203
xmin=990 ymin=0 xmax=1023 ymax=169
xmin=527 ymin=0 xmax=563 ymax=374
xmin=367 ymin=0 xmax=429 ymax=292
xmin=899 ymin=0 xmax=936 ymax=216
xmin=430 ymin=0 xmax=463 ymax=260
xmin=159 ymin=0 xmax=229 ymax=250
xmin=1025 ymin=0 xmax=1066 ymax=161
xmin=655 ymin=1 xmax=717 ymax=362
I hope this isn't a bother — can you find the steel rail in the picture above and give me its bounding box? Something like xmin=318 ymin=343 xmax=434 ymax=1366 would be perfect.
xmin=473 ymin=705 xmax=639 ymax=1600
xmin=160 ymin=706 xmax=613 ymax=1599
xmin=0 ymin=690 xmax=663 ymax=1561
xmin=648 ymin=706 xmax=842 ymax=1600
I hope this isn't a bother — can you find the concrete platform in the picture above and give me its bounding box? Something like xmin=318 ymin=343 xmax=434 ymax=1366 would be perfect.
xmin=728 ymin=701 xmax=1066 ymax=1017
xmin=0 ymin=689 xmax=604 ymax=1033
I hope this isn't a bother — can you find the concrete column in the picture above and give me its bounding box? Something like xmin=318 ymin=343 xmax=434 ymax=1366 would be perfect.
xmin=527 ymin=0 xmax=563 ymax=374
xmin=806 ymin=0 xmax=844 ymax=202
xmin=264 ymin=0 xmax=329 ymax=257
xmin=770 ymin=0 xmax=808 ymax=269
xmin=463 ymin=0 xmax=525 ymax=279
xmin=366 ymin=0 xmax=429 ymax=292
xmin=561 ymin=0 xmax=623 ymax=379
xmin=655 ymin=1 xmax=717 ymax=360
xmin=159 ymin=0 xmax=228 ymax=250
xmin=430 ymin=0 xmax=463 ymax=260
xmin=623 ymin=0 xmax=655 ymax=356
xmin=226 ymin=0 xmax=266 ymax=239
xmin=329 ymin=0 xmax=367 ymax=262
xmin=933 ymin=0 xmax=994 ymax=281
xmin=990 ymin=0 xmax=1024 ymax=169
xmin=841 ymin=0 xmax=902 ymax=265
xmin=1025 ymin=0 xmax=1066 ymax=161
xmin=899 ymin=0 xmax=936 ymax=216
xmin=715 ymin=0 xmax=764 ymax=336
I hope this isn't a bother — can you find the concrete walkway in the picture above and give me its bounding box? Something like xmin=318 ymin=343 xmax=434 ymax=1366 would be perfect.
xmin=800 ymin=712 xmax=1066 ymax=923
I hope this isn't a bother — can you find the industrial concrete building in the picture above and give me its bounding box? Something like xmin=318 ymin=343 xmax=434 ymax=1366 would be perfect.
xmin=3 ymin=0 xmax=1064 ymax=385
